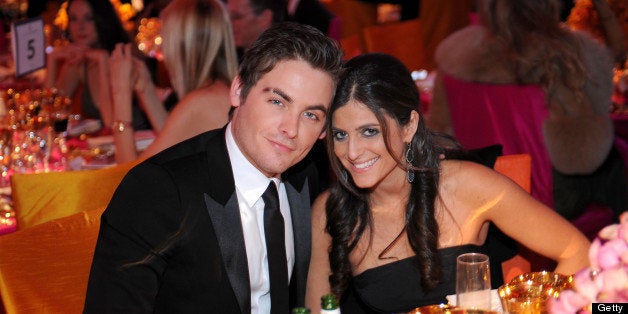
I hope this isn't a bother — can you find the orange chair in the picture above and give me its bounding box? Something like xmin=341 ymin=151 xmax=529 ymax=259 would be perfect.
xmin=10 ymin=161 xmax=137 ymax=230
xmin=494 ymin=154 xmax=532 ymax=193
xmin=322 ymin=0 xmax=378 ymax=38
xmin=0 ymin=206 xmax=104 ymax=313
xmin=418 ymin=0 xmax=475 ymax=70
xmin=362 ymin=18 xmax=426 ymax=71
xmin=493 ymin=154 xmax=533 ymax=282
xmin=339 ymin=33 xmax=365 ymax=60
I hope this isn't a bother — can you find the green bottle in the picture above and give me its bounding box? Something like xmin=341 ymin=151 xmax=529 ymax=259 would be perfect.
xmin=292 ymin=307 xmax=311 ymax=314
xmin=321 ymin=293 xmax=340 ymax=314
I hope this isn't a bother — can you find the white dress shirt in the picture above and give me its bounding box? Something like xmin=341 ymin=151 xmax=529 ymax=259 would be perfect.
xmin=225 ymin=123 xmax=295 ymax=314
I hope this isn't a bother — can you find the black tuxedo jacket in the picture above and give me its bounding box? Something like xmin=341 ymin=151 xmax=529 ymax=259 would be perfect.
xmin=84 ymin=127 xmax=318 ymax=313
xmin=287 ymin=0 xmax=335 ymax=35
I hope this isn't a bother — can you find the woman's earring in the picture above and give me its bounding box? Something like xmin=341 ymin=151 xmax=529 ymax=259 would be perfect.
xmin=405 ymin=142 xmax=415 ymax=183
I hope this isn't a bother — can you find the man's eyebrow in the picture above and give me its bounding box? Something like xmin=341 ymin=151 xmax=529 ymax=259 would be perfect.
xmin=306 ymin=104 xmax=327 ymax=113
xmin=264 ymin=87 xmax=292 ymax=103
xmin=264 ymin=87 xmax=327 ymax=113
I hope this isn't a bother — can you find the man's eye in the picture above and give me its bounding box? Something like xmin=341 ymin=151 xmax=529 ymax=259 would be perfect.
xmin=332 ymin=130 xmax=347 ymax=141
xmin=363 ymin=128 xmax=379 ymax=137
xmin=303 ymin=111 xmax=320 ymax=121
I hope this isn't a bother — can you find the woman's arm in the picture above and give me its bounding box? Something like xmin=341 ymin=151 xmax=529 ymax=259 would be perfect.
xmin=85 ymin=48 xmax=113 ymax=128
xmin=109 ymin=43 xmax=139 ymax=164
xmin=132 ymin=57 xmax=168 ymax=132
xmin=450 ymin=161 xmax=591 ymax=275
xmin=44 ymin=45 xmax=84 ymax=96
xmin=305 ymin=191 xmax=333 ymax=313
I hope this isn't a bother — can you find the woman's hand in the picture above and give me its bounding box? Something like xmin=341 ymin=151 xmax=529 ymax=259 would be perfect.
xmin=84 ymin=48 xmax=109 ymax=70
xmin=109 ymin=43 xmax=135 ymax=92
xmin=49 ymin=43 xmax=88 ymax=64
xmin=44 ymin=43 xmax=89 ymax=94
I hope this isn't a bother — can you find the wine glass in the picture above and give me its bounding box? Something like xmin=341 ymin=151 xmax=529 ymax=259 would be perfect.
xmin=456 ymin=252 xmax=491 ymax=310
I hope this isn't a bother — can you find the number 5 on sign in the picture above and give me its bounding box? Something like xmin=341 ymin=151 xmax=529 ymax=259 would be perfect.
xmin=11 ymin=17 xmax=45 ymax=77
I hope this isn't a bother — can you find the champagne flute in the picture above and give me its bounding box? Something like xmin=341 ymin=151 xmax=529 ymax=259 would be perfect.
xmin=456 ymin=252 xmax=491 ymax=310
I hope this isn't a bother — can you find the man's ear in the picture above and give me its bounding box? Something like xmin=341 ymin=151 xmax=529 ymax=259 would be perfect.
xmin=318 ymin=130 xmax=326 ymax=140
xmin=230 ymin=75 xmax=242 ymax=108
xmin=259 ymin=9 xmax=273 ymax=29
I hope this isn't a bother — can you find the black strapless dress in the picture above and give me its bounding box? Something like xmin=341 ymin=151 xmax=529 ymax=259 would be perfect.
xmin=340 ymin=244 xmax=494 ymax=314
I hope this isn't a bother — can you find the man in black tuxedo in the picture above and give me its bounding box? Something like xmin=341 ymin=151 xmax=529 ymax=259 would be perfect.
xmin=84 ymin=22 xmax=343 ymax=313
xmin=227 ymin=0 xmax=287 ymax=59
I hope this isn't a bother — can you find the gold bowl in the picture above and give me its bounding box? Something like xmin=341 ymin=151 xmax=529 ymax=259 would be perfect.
xmin=408 ymin=304 xmax=457 ymax=314
xmin=508 ymin=271 xmax=573 ymax=293
xmin=498 ymin=271 xmax=573 ymax=314
xmin=407 ymin=305 xmax=498 ymax=314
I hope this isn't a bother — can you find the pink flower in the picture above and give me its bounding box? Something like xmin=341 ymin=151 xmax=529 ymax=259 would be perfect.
xmin=550 ymin=212 xmax=628 ymax=313
xmin=599 ymin=267 xmax=628 ymax=297
xmin=548 ymin=290 xmax=591 ymax=314
xmin=572 ymin=268 xmax=602 ymax=301
xmin=589 ymin=238 xmax=601 ymax=270
xmin=597 ymin=238 xmax=628 ymax=269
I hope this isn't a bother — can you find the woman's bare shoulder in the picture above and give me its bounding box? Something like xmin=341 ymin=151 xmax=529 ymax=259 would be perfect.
xmin=178 ymin=82 xmax=230 ymax=107
xmin=313 ymin=190 xmax=330 ymax=210
xmin=439 ymin=159 xmax=506 ymax=193
xmin=170 ymin=83 xmax=231 ymax=120
xmin=312 ymin=190 xmax=331 ymax=225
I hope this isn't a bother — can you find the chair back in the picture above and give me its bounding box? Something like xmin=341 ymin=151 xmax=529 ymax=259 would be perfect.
xmin=0 ymin=206 xmax=104 ymax=313
xmin=339 ymin=33 xmax=365 ymax=60
xmin=494 ymin=154 xmax=532 ymax=193
xmin=362 ymin=18 xmax=425 ymax=71
xmin=494 ymin=154 xmax=532 ymax=282
xmin=322 ymin=0 xmax=377 ymax=38
xmin=11 ymin=161 xmax=137 ymax=230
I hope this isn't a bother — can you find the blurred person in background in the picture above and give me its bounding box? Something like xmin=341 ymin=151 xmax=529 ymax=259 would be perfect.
xmin=286 ymin=0 xmax=339 ymax=40
xmin=108 ymin=0 xmax=238 ymax=163
xmin=567 ymin=0 xmax=628 ymax=68
xmin=44 ymin=0 xmax=150 ymax=130
xmin=418 ymin=0 xmax=475 ymax=70
xmin=428 ymin=0 xmax=625 ymax=225
xmin=227 ymin=0 xmax=286 ymax=60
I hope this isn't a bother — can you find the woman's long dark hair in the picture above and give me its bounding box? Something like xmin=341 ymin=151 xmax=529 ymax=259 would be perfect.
xmin=325 ymin=53 xmax=459 ymax=295
xmin=66 ymin=0 xmax=130 ymax=52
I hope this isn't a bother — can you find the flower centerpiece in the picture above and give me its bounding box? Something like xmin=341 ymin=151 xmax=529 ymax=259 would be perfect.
xmin=549 ymin=212 xmax=628 ymax=313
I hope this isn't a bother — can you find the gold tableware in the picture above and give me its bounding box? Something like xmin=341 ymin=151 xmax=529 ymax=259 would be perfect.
xmin=408 ymin=304 xmax=498 ymax=314
xmin=408 ymin=304 xmax=457 ymax=314
xmin=498 ymin=271 xmax=573 ymax=314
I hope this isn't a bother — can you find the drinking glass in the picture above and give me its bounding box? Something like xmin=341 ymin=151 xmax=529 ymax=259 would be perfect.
xmin=456 ymin=252 xmax=491 ymax=310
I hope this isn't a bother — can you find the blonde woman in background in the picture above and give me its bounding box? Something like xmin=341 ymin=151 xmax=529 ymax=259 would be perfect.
xmin=109 ymin=0 xmax=238 ymax=163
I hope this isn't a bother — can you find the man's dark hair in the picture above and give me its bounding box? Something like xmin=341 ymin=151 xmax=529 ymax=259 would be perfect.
xmin=248 ymin=0 xmax=287 ymax=23
xmin=236 ymin=22 xmax=343 ymax=105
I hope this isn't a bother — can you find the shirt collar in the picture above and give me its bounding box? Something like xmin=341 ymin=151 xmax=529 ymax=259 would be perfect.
xmin=225 ymin=123 xmax=279 ymax=208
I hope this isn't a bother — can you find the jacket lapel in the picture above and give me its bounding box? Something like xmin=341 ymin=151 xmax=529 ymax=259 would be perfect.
xmin=204 ymin=193 xmax=250 ymax=313
xmin=201 ymin=128 xmax=251 ymax=313
xmin=285 ymin=179 xmax=312 ymax=307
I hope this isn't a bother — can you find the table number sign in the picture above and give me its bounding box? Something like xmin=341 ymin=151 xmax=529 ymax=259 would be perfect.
xmin=11 ymin=17 xmax=45 ymax=77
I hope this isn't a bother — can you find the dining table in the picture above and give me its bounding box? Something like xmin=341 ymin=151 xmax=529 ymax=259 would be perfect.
xmin=0 ymin=116 xmax=155 ymax=236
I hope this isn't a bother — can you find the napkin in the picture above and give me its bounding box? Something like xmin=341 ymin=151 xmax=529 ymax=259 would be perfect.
xmin=446 ymin=289 xmax=503 ymax=313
